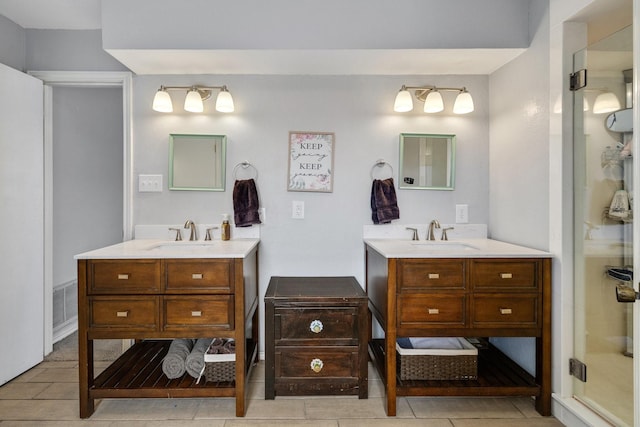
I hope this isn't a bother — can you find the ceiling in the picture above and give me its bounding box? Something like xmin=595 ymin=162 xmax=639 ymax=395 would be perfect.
xmin=0 ymin=0 xmax=523 ymax=75
xmin=0 ymin=0 xmax=101 ymax=29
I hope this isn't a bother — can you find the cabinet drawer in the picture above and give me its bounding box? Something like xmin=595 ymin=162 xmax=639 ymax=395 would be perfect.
xmin=162 ymin=296 xmax=234 ymax=330
xmin=89 ymin=296 xmax=158 ymax=330
xmin=398 ymin=259 xmax=466 ymax=291
xmin=164 ymin=259 xmax=233 ymax=293
xmin=471 ymin=260 xmax=537 ymax=290
xmin=275 ymin=347 xmax=359 ymax=378
xmin=472 ymin=294 xmax=539 ymax=327
xmin=397 ymin=294 xmax=466 ymax=328
xmin=89 ymin=260 xmax=161 ymax=294
xmin=275 ymin=307 xmax=358 ymax=342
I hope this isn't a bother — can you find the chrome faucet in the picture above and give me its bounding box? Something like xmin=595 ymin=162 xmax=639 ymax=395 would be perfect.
xmin=426 ymin=219 xmax=441 ymax=240
xmin=184 ymin=220 xmax=198 ymax=241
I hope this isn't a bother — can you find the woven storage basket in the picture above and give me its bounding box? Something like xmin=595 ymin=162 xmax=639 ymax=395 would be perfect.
xmin=203 ymin=345 xmax=236 ymax=382
xmin=396 ymin=338 xmax=477 ymax=380
xmin=203 ymin=360 xmax=235 ymax=382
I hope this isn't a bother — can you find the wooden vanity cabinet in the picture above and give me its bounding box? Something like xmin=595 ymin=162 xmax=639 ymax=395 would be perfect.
xmin=77 ymin=250 xmax=259 ymax=418
xmin=366 ymin=249 xmax=551 ymax=416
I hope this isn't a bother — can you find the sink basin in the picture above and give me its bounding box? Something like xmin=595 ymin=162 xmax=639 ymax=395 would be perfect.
xmin=147 ymin=241 xmax=222 ymax=252
xmin=409 ymin=241 xmax=479 ymax=251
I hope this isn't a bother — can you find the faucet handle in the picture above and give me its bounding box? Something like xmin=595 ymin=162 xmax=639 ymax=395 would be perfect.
xmin=169 ymin=227 xmax=183 ymax=241
xmin=441 ymin=227 xmax=454 ymax=241
xmin=405 ymin=227 xmax=419 ymax=241
xmin=205 ymin=227 xmax=219 ymax=241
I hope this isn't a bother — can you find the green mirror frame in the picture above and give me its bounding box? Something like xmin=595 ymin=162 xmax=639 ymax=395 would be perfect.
xmin=399 ymin=133 xmax=455 ymax=190
xmin=169 ymin=134 xmax=227 ymax=191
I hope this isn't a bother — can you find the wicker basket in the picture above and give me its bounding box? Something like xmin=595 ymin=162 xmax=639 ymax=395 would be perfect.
xmin=396 ymin=338 xmax=477 ymax=380
xmin=203 ymin=359 xmax=235 ymax=382
xmin=203 ymin=345 xmax=236 ymax=382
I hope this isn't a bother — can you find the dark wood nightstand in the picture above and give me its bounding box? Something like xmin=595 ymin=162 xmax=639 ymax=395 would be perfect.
xmin=264 ymin=276 xmax=368 ymax=399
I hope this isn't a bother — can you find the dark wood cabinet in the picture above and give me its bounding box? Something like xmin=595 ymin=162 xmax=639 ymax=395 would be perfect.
xmin=77 ymin=249 xmax=259 ymax=418
xmin=366 ymin=248 xmax=552 ymax=417
xmin=264 ymin=276 xmax=368 ymax=399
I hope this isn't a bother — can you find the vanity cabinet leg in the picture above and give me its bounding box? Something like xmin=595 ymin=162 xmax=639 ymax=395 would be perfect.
xmin=385 ymin=335 xmax=397 ymax=416
xmin=78 ymin=338 xmax=94 ymax=418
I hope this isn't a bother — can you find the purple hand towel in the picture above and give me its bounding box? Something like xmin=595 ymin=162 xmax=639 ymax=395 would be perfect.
xmin=371 ymin=178 xmax=400 ymax=224
xmin=233 ymin=178 xmax=262 ymax=227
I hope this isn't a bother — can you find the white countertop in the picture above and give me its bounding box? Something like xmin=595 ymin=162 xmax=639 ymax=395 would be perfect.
xmin=74 ymin=239 xmax=260 ymax=259
xmin=364 ymin=238 xmax=550 ymax=258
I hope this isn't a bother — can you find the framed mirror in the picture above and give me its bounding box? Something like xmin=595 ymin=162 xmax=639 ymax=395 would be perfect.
xmin=169 ymin=134 xmax=226 ymax=191
xmin=399 ymin=133 xmax=455 ymax=190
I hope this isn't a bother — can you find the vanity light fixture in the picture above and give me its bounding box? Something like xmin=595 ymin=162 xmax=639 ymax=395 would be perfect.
xmin=394 ymin=85 xmax=474 ymax=114
xmin=152 ymin=85 xmax=235 ymax=113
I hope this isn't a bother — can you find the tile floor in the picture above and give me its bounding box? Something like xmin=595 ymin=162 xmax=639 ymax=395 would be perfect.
xmin=0 ymin=354 xmax=564 ymax=426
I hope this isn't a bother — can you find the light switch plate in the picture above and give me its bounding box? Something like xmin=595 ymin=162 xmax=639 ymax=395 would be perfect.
xmin=455 ymin=204 xmax=469 ymax=223
xmin=139 ymin=174 xmax=163 ymax=192
xmin=292 ymin=201 xmax=304 ymax=219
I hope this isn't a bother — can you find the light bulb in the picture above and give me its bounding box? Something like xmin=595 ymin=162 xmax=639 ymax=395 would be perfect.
xmin=593 ymin=92 xmax=621 ymax=114
xmin=453 ymin=89 xmax=474 ymax=114
xmin=393 ymin=87 xmax=413 ymax=112
xmin=215 ymin=88 xmax=235 ymax=113
xmin=424 ymin=90 xmax=444 ymax=113
xmin=184 ymin=88 xmax=204 ymax=113
xmin=152 ymin=88 xmax=173 ymax=113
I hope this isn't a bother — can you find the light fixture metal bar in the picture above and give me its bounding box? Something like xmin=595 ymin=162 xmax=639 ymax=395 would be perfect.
xmin=403 ymin=85 xmax=467 ymax=102
xmin=160 ymin=85 xmax=227 ymax=91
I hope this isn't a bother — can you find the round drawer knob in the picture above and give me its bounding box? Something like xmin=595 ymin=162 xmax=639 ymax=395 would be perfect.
xmin=310 ymin=319 xmax=323 ymax=334
xmin=310 ymin=358 xmax=324 ymax=373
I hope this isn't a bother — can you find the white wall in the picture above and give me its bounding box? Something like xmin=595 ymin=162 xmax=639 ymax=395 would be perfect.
xmin=52 ymin=86 xmax=124 ymax=286
xmin=488 ymin=1 xmax=550 ymax=374
xmin=0 ymin=15 xmax=24 ymax=71
xmin=25 ymin=29 xmax=127 ymax=72
xmin=132 ymin=74 xmax=491 ymax=347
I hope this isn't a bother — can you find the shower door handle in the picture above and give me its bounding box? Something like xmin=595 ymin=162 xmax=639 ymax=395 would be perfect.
xmin=615 ymin=284 xmax=640 ymax=303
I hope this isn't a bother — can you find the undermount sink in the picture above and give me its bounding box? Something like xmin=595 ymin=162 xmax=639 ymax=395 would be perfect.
xmin=409 ymin=241 xmax=479 ymax=251
xmin=147 ymin=241 xmax=222 ymax=252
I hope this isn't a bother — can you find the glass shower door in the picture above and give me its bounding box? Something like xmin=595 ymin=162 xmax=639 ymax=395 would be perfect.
xmin=572 ymin=25 xmax=635 ymax=427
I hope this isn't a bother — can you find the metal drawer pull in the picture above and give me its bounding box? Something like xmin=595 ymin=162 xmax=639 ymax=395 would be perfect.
xmin=310 ymin=319 xmax=323 ymax=333
xmin=500 ymin=308 xmax=513 ymax=315
xmin=427 ymin=308 xmax=440 ymax=314
xmin=116 ymin=311 xmax=129 ymax=318
xmin=117 ymin=274 xmax=129 ymax=280
xmin=428 ymin=273 xmax=440 ymax=279
xmin=192 ymin=273 xmax=203 ymax=279
xmin=501 ymin=273 xmax=513 ymax=279
xmin=191 ymin=311 xmax=202 ymax=317
xmin=310 ymin=358 xmax=324 ymax=373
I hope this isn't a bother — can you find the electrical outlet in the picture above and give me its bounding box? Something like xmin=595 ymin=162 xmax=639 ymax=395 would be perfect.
xmin=455 ymin=204 xmax=469 ymax=223
xmin=292 ymin=201 xmax=304 ymax=219
xmin=138 ymin=174 xmax=163 ymax=192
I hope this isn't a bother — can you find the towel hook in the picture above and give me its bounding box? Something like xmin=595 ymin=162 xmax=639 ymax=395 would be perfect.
xmin=233 ymin=161 xmax=258 ymax=180
xmin=370 ymin=159 xmax=394 ymax=180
